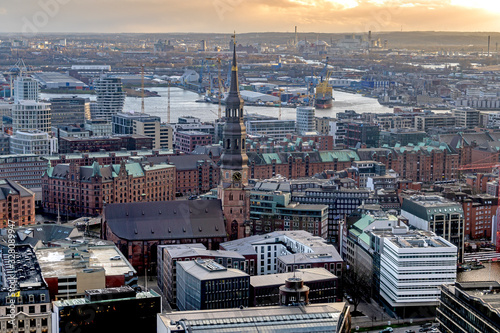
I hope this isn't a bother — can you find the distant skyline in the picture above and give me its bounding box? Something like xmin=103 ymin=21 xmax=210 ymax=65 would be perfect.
xmin=1 ymin=0 xmax=500 ymax=35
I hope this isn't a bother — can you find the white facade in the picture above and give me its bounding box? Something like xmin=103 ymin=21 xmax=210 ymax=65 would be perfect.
xmin=10 ymin=130 xmax=57 ymax=155
xmin=296 ymin=106 xmax=316 ymax=135
xmin=12 ymin=101 xmax=51 ymax=133
xmin=92 ymin=75 xmax=125 ymax=121
xmin=14 ymin=76 xmax=39 ymax=103
xmin=134 ymin=120 xmax=173 ymax=149
xmin=328 ymin=119 xmax=347 ymax=146
xmin=487 ymin=112 xmax=500 ymax=129
xmin=376 ymin=232 xmax=457 ymax=307
xmin=246 ymin=120 xmax=296 ymax=140
xmin=0 ymin=102 xmax=12 ymax=119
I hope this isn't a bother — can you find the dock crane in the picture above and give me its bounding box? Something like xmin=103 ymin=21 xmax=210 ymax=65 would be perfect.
xmin=206 ymin=56 xmax=224 ymax=119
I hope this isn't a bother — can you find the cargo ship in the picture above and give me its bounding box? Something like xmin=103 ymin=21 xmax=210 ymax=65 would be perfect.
xmin=315 ymin=79 xmax=333 ymax=109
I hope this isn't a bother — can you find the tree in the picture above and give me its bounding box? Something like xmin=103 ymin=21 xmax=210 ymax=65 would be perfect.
xmin=342 ymin=265 xmax=372 ymax=313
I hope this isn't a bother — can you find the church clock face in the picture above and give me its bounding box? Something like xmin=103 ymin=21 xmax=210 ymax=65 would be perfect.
xmin=232 ymin=172 xmax=242 ymax=182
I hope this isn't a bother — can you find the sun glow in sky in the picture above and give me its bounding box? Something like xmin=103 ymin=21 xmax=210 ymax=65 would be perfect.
xmin=0 ymin=0 xmax=499 ymax=33
xmin=451 ymin=0 xmax=500 ymax=13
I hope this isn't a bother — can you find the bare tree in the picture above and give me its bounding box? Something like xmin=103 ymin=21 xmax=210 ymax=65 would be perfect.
xmin=342 ymin=265 xmax=372 ymax=313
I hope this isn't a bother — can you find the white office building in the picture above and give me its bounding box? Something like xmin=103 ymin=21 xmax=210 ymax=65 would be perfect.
xmin=10 ymin=130 xmax=58 ymax=155
xmin=91 ymin=75 xmax=125 ymax=121
xmin=246 ymin=119 xmax=296 ymax=139
xmin=14 ymin=76 xmax=39 ymax=103
xmin=296 ymin=106 xmax=316 ymax=135
xmin=12 ymin=101 xmax=51 ymax=133
xmin=371 ymin=226 xmax=457 ymax=309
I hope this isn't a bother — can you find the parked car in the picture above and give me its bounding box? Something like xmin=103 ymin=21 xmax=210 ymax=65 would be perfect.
xmin=379 ymin=328 xmax=393 ymax=333
xmin=419 ymin=328 xmax=432 ymax=332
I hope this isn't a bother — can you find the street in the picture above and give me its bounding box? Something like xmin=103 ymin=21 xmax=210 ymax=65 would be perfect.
xmin=361 ymin=325 xmax=421 ymax=333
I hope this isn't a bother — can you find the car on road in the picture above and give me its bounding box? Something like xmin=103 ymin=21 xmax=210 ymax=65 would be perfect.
xmin=405 ymin=330 xmax=416 ymax=333
xmin=419 ymin=329 xmax=432 ymax=332
xmin=379 ymin=328 xmax=393 ymax=333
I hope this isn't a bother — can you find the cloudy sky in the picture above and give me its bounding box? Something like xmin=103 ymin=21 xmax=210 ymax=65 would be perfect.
xmin=1 ymin=0 xmax=500 ymax=34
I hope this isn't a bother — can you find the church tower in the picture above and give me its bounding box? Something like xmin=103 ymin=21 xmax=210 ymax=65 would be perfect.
xmin=218 ymin=35 xmax=249 ymax=240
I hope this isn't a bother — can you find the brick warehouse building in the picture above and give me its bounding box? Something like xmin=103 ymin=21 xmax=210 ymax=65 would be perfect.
xmin=146 ymin=154 xmax=219 ymax=196
xmin=103 ymin=200 xmax=227 ymax=274
xmin=0 ymin=179 xmax=35 ymax=227
xmin=42 ymin=160 xmax=175 ymax=217
xmin=247 ymin=150 xmax=359 ymax=180
xmin=358 ymin=140 xmax=460 ymax=183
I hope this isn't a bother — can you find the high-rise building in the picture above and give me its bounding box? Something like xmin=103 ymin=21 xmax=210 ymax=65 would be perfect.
xmin=12 ymin=101 xmax=51 ymax=133
xmin=296 ymin=106 xmax=316 ymax=135
xmin=10 ymin=77 xmax=49 ymax=129
xmin=92 ymin=76 xmax=125 ymax=121
xmin=370 ymin=226 xmax=457 ymax=316
xmin=217 ymin=40 xmax=250 ymax=240
xmin=49 ymin=96 xmax=90 ymax=126
xmin=401 ymin=195 xmax=465 ymax=261
xmin=13 ymin=76 xmax=39 ymax=103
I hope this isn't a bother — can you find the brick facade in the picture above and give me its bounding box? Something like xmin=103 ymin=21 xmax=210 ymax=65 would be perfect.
xmin=42 ymin=161 xmax=175 ymax=217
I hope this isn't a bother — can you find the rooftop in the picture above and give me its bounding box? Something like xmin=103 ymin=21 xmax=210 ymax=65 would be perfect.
xmin=159 ymin=302 xmax=348 ymax=333
xmin=221 ymin=231 xmax=342 ymax=262
xmin=53 ymin=289 xmax=159 ymax=308
xmin=36 ymin=244 xmax=136 ymax=278
xmin=104 ymin=200 xmax=226 ymax=241
xmin=0 ymin=178 xmax=34 ymax=199
xmin=0 ymin=245 xmax=46 ymax=291
xmin=162 ymin=245 xmax=244 ymax=260
xmin=178 ymin=259 xmax=249 ymax=280
xmin=250 ymin=268 xmax=337 ymax=288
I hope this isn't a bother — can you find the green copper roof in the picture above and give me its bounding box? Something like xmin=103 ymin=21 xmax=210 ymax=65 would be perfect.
xmin=319 ymin=150 xmax=359 ymax=162
xmin=262 ymin=153 xmax=282 ymax=164
xmin=113 ymin=163 xmax=145 ymax=177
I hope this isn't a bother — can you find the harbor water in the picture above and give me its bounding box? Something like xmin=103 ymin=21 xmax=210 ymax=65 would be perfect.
xmin=41 ymin=87 xmax=393 ymax=123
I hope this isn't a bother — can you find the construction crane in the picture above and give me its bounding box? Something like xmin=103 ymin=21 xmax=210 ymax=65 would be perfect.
xmin=278 ymin=89 xmax=282 ymax=120
xmin=206 ymin=57 xmax=223 ymax=119
xmin=319 ymin=56 xmax=329 ymax=82
xmin=458 ymin=160 xmax=500 ymax=252
xmin=167 ymin=80 xmax=171 ymax=124
xmin=141 ymin=64 xmax=145 ymax=114
xmin=3 ymin=59 xmax=36 ymax=99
